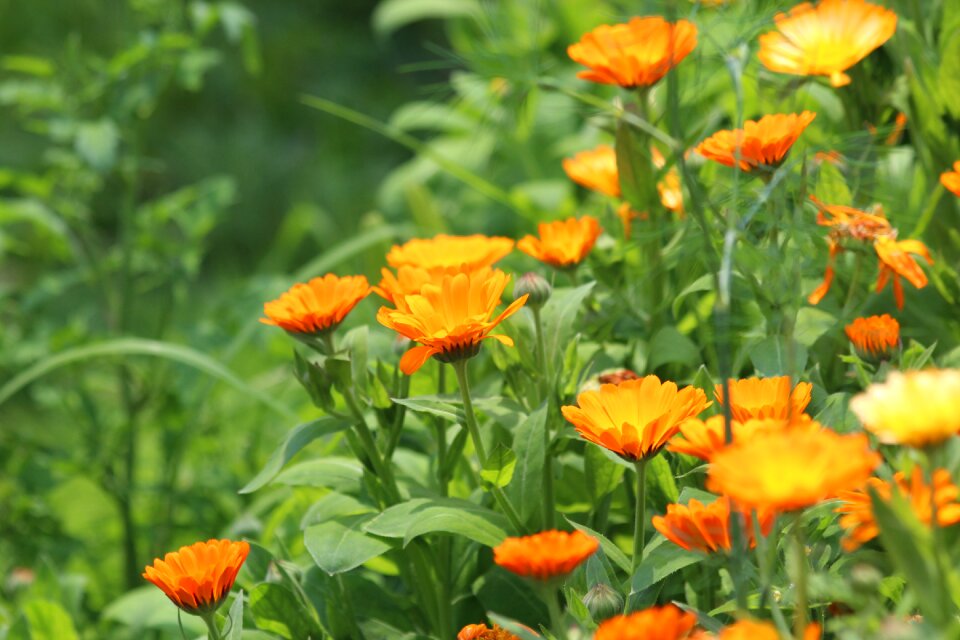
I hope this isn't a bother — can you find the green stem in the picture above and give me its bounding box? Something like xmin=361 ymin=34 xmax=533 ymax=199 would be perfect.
xmin=841 ymin=252 xmax=864 ymax=316
xmin=632 ymin=459 xmax=649 ymax=571
xmin=201 ymin=613 xmax=222 ymax=640
xmin=539 ymin=584 xmax=565 ymax=639
xmin=534 ymin=306 xmax=555 ymax=529
xmin=792 ymin=513 xmax=809 ymax=639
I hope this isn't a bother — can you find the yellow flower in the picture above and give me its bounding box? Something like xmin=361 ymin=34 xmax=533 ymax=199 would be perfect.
xmin=563 ymin=145 xmax=621 ymax=197
xmin=260 ymin=274 xmax=370 ymax=335
xmin=670 ymin=414 xmax=820 ymax=461
xmin=385 ymin=234 xmax=514 ymax=271
xmin=517 ymin=216 xmax=602 ymax=268
xmin=695 ymin=112 xmax=816 ymax=172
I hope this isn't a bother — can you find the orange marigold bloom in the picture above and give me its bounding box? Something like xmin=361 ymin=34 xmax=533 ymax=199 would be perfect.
xmin=874 ymin=236 xmax=933 ymax=310
xmin=373 ymin=265 xmax=465 ymax=306
xmin=652 ymin=496 xmax=776 ymax=554
xmin=845 ymin=314 xmax=899 ymax=359
xmin=718 ymin=619 xmax=821 ymax=640
xmin=143 ymin=539 xmax=249 ymax=616
xmin=758 ymin=0 xmax=897 ymax=88
xmin=850 ymin=369 xmax=960 ymax=447
xmin=562 ymin=375 xmax=709 ymax=461
xmin=493 ymin=530 xmax=598 ymax=580
xmin=458 ymin=624 xmax=521 ymax=640
xmin=376 ymin=269 xmax=527 ymax=374
xmin=715 ymin=376 xmax=812 ymax=423
xmin=594 ymin=605 xmax=698 ymax=640
xmin=670 ymin=414 xmax=820 ymax=461
xmin=517 ymin=216 xmax=602 ymax=268
xmin=568 ymin=17 xmax=698 ymax=88
xmin=942 ymin=161 xmax=960 ymax=197
xmin=707 ymin=428 xmax=880 ymax=511
xmin=385 ymin=234 xmax=514 ymax=271
xmin=695 ymin=112 xmax=816 ymax=172
xmin=261 ymin=274 xmax=370 ymax=335
xmin=563 ymin=145 xmax=621 ymax=197
xmin=836 ymin=467 xmax=960 ymax=551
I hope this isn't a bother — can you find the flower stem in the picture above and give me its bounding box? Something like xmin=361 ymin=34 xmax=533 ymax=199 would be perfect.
xmin=533 ymin=307 xmax=555 ymax=529
xmin=632 ymin=459 xmax=649 ymax=571
xmin=792 ymin=513 xmax=809 ymax=639
xmin=201 ymin=612 xmax=222 ymax=640
xmin=539 ymin=583 xmax=566 ymax=639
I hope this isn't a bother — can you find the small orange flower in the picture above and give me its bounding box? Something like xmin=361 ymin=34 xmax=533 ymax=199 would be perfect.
xmin=562 ymin=376 xmax=709 ymax=461
xmin=563 ymin=145 xmax=621 ymax=197
xmin=670 ymin=414 xmax=820 ymax=461
xmin=373 ymin=265 xmax=463 ymax=306
xmin=458 ymin=624 xmax=521 ymax=640
xmin=376 ymin=269 xmax=527 ymax=374
xmin=845 ymin=314 xmax=899 ymax=359
xmin=758 ymin=0 xmax=897 ymax=87
xmin=568 ymin=17 xmax=698 ymax=88
xmin=718 ymin=619 xmax=821 ymax=640
xmin=715 ymin=376 xmax=812 ymax=422
xmin=385 ymin=234 xmax=514 ymax=271
xmin=493 ymin=530 xmax=598 ymax=580
xmin=143 ymin=539 xmax=249 ymax=616
xmin=707 ymin=428 xmax=880 ymax=511
xmin=942 ymin=161 xmax=960 ymax=197
xmin=874 ymin=236 xmax=933 ymax=309
xmin=517 ymin=216 xmax=602 ymax=268
xmin=695 ymin=112 xmax=816 ymax=172
xmin=836 ymin=467 xmax=960 ymax=551
xmin=261 ymin=274 xmax=370 ymax=335
xmin=594 ymin=605 xmax=698 ymax=640
xmin=652 ymin=496 xmax=776 ymax=554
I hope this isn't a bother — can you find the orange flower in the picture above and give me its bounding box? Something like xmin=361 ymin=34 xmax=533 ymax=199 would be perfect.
xmin=261 ymin=274 xmax=370 ymax=335
xmin=385 ymin=234 xmax=514 ymax=271
xmin=562 ymin=375 xmax=709 ymax=461
xmin=143 ymin=539 xmax=249 ymax=616
xmin=563 ymin=145 xmax=621 ymax=197
xmin=715 ymin=376 xmax=812 ymax=422
xmin=652 ymin=496 xmax=776 ymax=554
xmin=845 ymin=314 xmax=899 ymax=359
xmin=707 ymin=428 xmax=880 ymax=511
xmin=850 ymin=369 xmax=960 ymax=447
xmin=493 ymin=530 xmax=598 ymax=580
xmin=568 ymin=17 xmax=698 ymax=88
xmin=718 ymin=619 xmax=821 ymax=640
xmin=458 ymin=624 xmax=521 ymax=640
xmin=942 ymin=161 xmax=960 ymax=197
xmin=594 ymin=605 xmax=698 ymax=640
xmin=373 ymin=265 xmax=463 ymax=306
xmin=758 ymin=0 xmax=897 ymax=87
xmin=376 ymin=269 xmax=527 ymax=374
xmin=836 ymin=467 xmax=960 ymax=551
xmin=517 ymin=216 xmax=602 ymax=268
xmin=695 ymin=112 xmax=816 ymax=172
xmin=874 ymin=236 xmax=933 ymax=309
xmin=617 ymin=203 xmax=643 ymax=237
xmin=670 ymin=414 xmax=820 ymax=461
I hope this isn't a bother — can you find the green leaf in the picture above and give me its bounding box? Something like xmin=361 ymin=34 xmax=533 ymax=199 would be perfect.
xmin=901 ymin=339 xmax=937 ymax=370
xmin=240 ymin=418 xmax=350 ymax=494
xmin=509 ymin=406 xmax=548 ymax=525
xmin=584 ymin=444 xmax=625 ymax=502
xmin=629 ymin=536 xmax=703 ymax=596
xmin=271 ymin=457 xmax=364 ymax=492
xmin=615 ymin=111 xmax=654 ymax=211
xmin=75 ymin=119 xmax=119 ymax=171
xmin=481 ymin=444 xmax=517 ymax=488
xmin=647 ymin=326 xmax=700 ymax=370
xmin=939 ymin=31 xmax=960 ymax=119
xmin=473 ymin=568 xmax=549 ymax=628
xmin=301 ymin=492 xmax=376 ymax=529
xmin=304 ymin=516 xmax=393 ymax=575
xmin=372 ymin=0 xmax=480 ymax=36
xmin=392 ymin=395 xmax=464 ymax=423
xmin=794 ymin=307 xmax=836 ymax=347
xmin=226 ymin=591 xmax=244 ymax=640
xmin=567 ymin=519 xmax=631 ymax=574
xmin=363 ymin=498 xmax=509 ymax=547
xmin=18 ymin=600 xmax=79 ymax=640
xmin=813 ymin=160 xmax=852 ymax=205
xmin=647 ymin=455 xmax=679 ymax=504
xmin=673 ymin=274 xmax=714 ymax=317
xmin=542 ymin=283 xmax=595 ymax=370
xmin=102 ymin=587 xmax=206 ymax=634
xmin=248 ymin=583 xmax=324 ymax=639
xmin=749 ymin=336 xmax=808 ymax=377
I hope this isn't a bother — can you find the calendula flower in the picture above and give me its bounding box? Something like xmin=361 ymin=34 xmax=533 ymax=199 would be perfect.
xmin=376 ymin=269 xmax=527 ymax=374
xmin=458 ymin=624 xmax=522 ymax=640
xmin=942 ymin=161 xmax=960 ymax=197
xmin=670 ymin=414 xmax=820 ymax=461
xmin=850 ymin=369 xmax=960 ymax=447
xmin=385 ymin=234 xmax=514 ymax=271
xmin=563 ymin=145 xmax=621 ymax=197
xmin=261 ymin=274 xmax=370 ymax=335
xmin=493 ymin=530 xmax=598 ymax=580
xmin=568 ymin=17 xmax=698 ymax=88
xmin=717 ymin=619 xmax=821 ymax=640
xmin=594 ymin=605 xmax=698 ymax=640
xmin=373 ymin=265 xmax=464 ymax=306
xmin=845 ymin=314 xmax=899 ymax=359
xmin=715 ymin=376 xmax=813 ymax=422
xmin=836 ymin=467 xmax=960 ymax=551
xmin=652 ymin=496 xmax=776 ymax=554
xmin=562 ymin=375 xmax=709 ymax=461
xmin=758 ymin=0 xmax=897 ymax=87
xmin=143 ymin=539 xmax=249 ymax=616
xmin=517 ymin=216 xmax=602 ymax=268
xmin=695 ymin=112 xmax=816 ymax=172
xmin=874 ymin=236 xmax=933 ymax=309
xmin=707 ymin=428 xmax=880 ymax=511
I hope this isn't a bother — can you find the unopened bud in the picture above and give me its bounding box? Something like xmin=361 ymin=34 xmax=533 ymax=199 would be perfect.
xmin=582 ymin=582 xmax=624 ymax=622
xmin=514 ymin=272 xmax=551 ymax=310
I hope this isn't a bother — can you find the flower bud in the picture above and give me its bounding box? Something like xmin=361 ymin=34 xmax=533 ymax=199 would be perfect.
xmin=514 ymin=272 xmax=551 ymax=310
xmin=582 ymin=582 xmax=624 ymax=622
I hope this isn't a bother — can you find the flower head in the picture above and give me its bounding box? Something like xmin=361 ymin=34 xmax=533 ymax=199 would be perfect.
xmin=837 ymin=467 xmax=960 ymax=551
xmin=568 ymin=17 xmax=698 ymax=88
xmin=562 ymin=375 xmax=709 ymax=461
xmin=707 ymin=428 xmax=880 ymax=511
xmin=715 ymin=376 xmax=812 ymax=422
xmin=850 ymin=369 xmax=960 ymax=447
xmin=758 ymin=0 xmax=897 ymax=87
xmin=874 ymin=236 xmax=933 ymax=310
xmin=376 ymin=269 xmax=527 ymax=374
xmin=563 ymin=145 xmax=621 ymax=197
xmin=942 ymin=161 xmax=960 ymax=197
xmin=594 ymin=605 xmax=698 ymax=640
xmin=374 ymin=265 xmax=461 ymax=306
xmin=261 ymin=274 xmax=370 ymax=335
xmin=695 ymin=112 xmax=816 ymax=172
xmin=458 ymin=624 xmax=521 ymax=640
xmin=845 ymin=314 xmax=899 ymax=359
xmin=517 ymin=216 xmax=602 ymax=268
xmin=493 ymin=530 xmax=598 ymax=580
xmin=718 ymin=619 xmax=821 ymax=640
xmin=385 ymin=234 xmax=514 ymax=271
xmin=143 ymin=539 xmax=249 ymax=616
xmin=670 ymin=414 xmax=821 ymax=461
xmin=652 ymin=496 xmax=776 ymax=554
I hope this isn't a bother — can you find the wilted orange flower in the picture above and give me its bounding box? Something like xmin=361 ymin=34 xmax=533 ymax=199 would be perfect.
xmin=458 ymin=624 xmax=521 ymax=640
xmin=568 ymin=17 xmax=698 ymax=88
xmin=715 ymin=376 xmax=812 ymax=422
xmin=836 ymin=467 xmax=960 ymax=551
xmin=874 ymin=236 xmax=933 ymax=309
xmin=517 ymin=216 xmax=602 ymax=268
xmin=670 ymin=414 xmax=820 ymax=461
xmin=758 ymin=0 xmax=897 ymax=87
xmin=695 ymin=112 xmax=816 ymax=172
xmin=493 ymin=530 xmax=598 ymax=580
xmin=594 ymin=605 xmax=698 ymax=640
xmin=562 ymin=376 xmax=709 ymax=461
xmin=261 ymin=274 xmax=370 ymax=335
xmin=850 ymin=369 xmax=960 ymax=447
xmin=563 ymin=145 xmax=621 ymax=197
xmin=942 ymin=161 xmax=960 ymax=197
xmin=376 ymin=269 xmax=527 ymax=374
xmin=143 ymin=539 xmax=249 ymax=616
xmin=385 ymin=234 xmax=514 ymax=271
xmin=652 ymin=496 xmax=776 ymax=554
xmin=707 ymin=428 xmax=880 ymax=511
xmin=845 ymin=314 xmax=899 ymax=359
xmin=718 ymin=619 xmax=821 ymax=640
